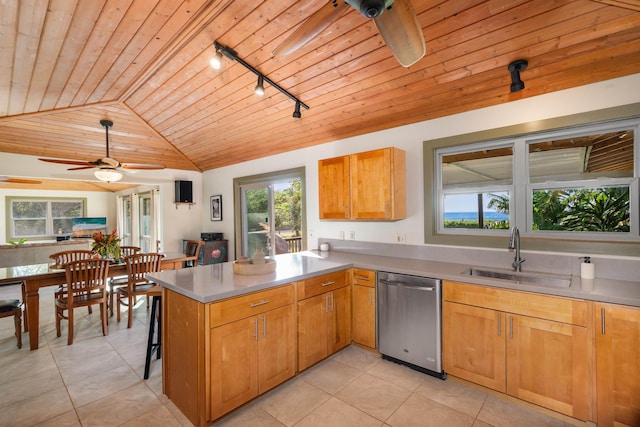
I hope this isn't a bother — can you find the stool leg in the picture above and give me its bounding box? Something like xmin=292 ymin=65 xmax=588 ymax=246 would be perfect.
xmin=156 ymin=296 xmax=162 ymax=360
xmin=144 ymin=296 xmax=159 ymax=380
xmin=14 ymin=308 xmax=22 ymax=349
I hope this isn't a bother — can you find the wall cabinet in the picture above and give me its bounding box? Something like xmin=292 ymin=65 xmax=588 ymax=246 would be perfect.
xmin=297 ymin=270 xmax=351 ymax=371
xmin=352 ymin=268 xmax=376 ymax=348
xmin=318 ymin=147 xmax=406 ymax=220
xmin=443 ymin=281 xmax=588 ymax=421
xmin=596 ymin=302 xmax=640 ymax=427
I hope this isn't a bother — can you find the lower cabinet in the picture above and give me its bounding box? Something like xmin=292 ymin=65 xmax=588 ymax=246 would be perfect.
xmin=297 ymin=271 xmax=351 ymax=371
xmin=596 ymin=302 xmax=640 ymax=427
xmin=352 ymin=268 xmax=376 ymax=348
xmin=443 ymin=281 xmax=588 ymax=421
xmin=209 ymin=284 xmax=296 ymax=421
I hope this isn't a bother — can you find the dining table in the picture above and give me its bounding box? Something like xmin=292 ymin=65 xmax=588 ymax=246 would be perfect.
xmin=0 ymin=251 xmax=197 ymax=350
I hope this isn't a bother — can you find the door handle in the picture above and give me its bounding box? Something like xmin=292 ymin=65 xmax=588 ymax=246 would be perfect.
xmin=253 ymin=318 xmax=258 ymax=341
xmin=379 ymin=279 xmax=435 ymax=291
xmin=601 ymin=307 xmax=606 ymax=335
xmin=497 ymin=313 xmax=501 ymax=337
xmin=263 ymin=316 xmax=267 ymax=338
xmin=250 ymin=300 xmax=269 ymax=307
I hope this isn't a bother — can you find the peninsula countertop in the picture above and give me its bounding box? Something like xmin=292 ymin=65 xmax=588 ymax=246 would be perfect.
xmin=148 ymin=250 xmax=640 ymax=307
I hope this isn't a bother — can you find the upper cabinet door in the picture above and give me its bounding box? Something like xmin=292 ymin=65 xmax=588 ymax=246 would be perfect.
xmin=351 ymin=148 xmax=400 ymax=219
xmin=318 ymin=155 xmax=351 ymax=219
xmin=318 ymin=147 xmax=406 ymax=221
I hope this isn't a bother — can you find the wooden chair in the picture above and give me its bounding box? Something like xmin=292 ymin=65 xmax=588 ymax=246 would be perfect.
xmin=50 ymin=249 xmax=97 ymax=315
xmin=108 ymin=246 xmax=141 ymax=316
xmin=0 ymin=300 xmax=23 ymax=349
xmin=116 ymin=253 xmax=163 ymax=328
xmin=184 ymin=240 xmax=204 ymax=268
xmin=49 ymin=250 xmax=96 ymax=267
xmin=55 ymin=259 xmax=110 ymax=345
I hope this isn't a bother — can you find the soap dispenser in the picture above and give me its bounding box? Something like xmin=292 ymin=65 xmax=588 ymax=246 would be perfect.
xmin=580 ymin=256 xmax=595 ymax=279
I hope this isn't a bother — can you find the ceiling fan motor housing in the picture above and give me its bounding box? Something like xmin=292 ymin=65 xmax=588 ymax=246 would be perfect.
xmin=346 ymin=0 xmax=393 ymax=18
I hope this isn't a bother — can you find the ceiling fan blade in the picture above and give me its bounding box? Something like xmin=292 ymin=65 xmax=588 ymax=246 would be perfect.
xmin=67 ymin=165 xmax=97 ymax=171
xmin=374 ymin=0 xmax=425 ymax=67
xmin=273 ymin=0 xmax=348 ymax=56
xmin=119 ymin=163 xmax=165 ymax=170
xmin=0 ymin=176 xmax=42 ymax=184
xmin=39 ymin=158 xmax=94 ymax=167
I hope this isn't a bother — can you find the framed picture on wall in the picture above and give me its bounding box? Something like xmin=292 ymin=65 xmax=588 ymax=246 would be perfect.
xmin=210 ymin=195 xmax=222 ymax=221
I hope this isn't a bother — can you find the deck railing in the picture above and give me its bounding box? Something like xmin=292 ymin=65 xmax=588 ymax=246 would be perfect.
xmin=283 ymin=236 xmax=302 ymax=253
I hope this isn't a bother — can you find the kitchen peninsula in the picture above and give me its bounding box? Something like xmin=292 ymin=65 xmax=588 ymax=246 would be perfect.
xmin=149 ymin=249 xmax=640 ymax=426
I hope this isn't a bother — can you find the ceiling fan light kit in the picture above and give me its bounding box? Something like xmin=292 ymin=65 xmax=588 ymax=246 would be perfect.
xmin=94 ymin=169 xmax=123 ymax=183
xmin=210 ymin=41 xmax=309 ymax=118
xmin=508 ymin=59 xmax=528 ymax=93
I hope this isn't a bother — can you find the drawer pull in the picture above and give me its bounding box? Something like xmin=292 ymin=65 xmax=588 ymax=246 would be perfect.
xmin=321 ymin=281 xmax=336 ymax=287
xmin=355 ymin=275 xmax=370 ymax=281
xmin=250 ymin=300 xmax=270 ymax=307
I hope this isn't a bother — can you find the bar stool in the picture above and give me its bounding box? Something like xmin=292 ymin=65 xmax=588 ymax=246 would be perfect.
xmin=144 ymin=286 xmax=162 ymax=380
xmin=0 ymin=300 xmax=23 ymax=349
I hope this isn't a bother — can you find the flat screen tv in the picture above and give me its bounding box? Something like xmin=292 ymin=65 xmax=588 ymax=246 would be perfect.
xmin=71 ymin=217 xmax=107 ymax=238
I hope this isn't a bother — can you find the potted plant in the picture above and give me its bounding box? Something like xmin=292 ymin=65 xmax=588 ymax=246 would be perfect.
xmin=91 ymin=229 xmax=121 ymax=260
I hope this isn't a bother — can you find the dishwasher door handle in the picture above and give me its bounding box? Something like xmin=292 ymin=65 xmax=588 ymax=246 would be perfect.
xmin=379 ymin=279 xmax=435 ymax=291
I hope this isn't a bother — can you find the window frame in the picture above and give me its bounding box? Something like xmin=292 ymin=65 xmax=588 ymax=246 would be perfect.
xmin=424 ymin=103 xmax=640 ymax=256
xmin=6 ymin=196 xmax=86 ymax=241
xmin=436 ymin=140 xmax=515 ymax=236
xmin=435 ymin=118 xmax=639 ymax=242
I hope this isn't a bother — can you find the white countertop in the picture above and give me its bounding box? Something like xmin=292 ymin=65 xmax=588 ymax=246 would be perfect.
xmin=148 ymin=250 xmax=640 ymax=307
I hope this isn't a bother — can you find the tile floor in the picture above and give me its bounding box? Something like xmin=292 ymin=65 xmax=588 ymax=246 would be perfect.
xmin=0 ymin=283 xmax=586 ymax=427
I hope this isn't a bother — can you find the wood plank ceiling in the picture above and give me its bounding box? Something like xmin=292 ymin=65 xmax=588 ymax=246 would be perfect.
xmin=0 ymin=0 xmax=639 ymax=181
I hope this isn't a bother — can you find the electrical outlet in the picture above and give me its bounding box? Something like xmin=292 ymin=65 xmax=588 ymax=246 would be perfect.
xmin=308 ymin=229 xmax=314 ymax=238
xmin=348 ymin=231 xmax=356 ymax=240
xmin=339 ymin=231 xmax=345 ymax=240
xmin=395 ymin=234 xmax=406 ymax=244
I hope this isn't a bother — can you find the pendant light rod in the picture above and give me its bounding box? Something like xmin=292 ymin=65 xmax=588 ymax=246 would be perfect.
xmin=213 ymin=41 xmax=309 ymax=111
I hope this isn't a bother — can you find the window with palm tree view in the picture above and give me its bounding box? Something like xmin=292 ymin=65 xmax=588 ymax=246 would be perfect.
xmin=437 ymin=118 xmax=638 ymax=240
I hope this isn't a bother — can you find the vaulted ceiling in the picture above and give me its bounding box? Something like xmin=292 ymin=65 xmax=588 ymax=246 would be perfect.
xmin=1 ymin=0 xmax=639 ymax=182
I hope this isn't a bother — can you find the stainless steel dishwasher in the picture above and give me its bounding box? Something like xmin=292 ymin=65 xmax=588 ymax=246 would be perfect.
xmin=376 ymin=271 xmax=446 ymax=379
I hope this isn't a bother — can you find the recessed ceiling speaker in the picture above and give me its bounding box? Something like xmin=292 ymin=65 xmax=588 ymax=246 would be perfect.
xmin=175 ymin=180 xmax=193 ymax=203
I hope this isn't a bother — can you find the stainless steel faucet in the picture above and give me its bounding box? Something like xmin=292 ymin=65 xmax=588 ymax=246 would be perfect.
xmin=509 ymin=226 xmax=525 ymax=272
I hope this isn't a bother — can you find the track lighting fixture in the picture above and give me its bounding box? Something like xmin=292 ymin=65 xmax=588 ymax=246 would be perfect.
xmin=210 ymin=41 xmax=309 ymax=118
xmin=255 ymin=75 xmax=265 ymax=96
xmin=508 ymin=59 xmax=528 ymax=93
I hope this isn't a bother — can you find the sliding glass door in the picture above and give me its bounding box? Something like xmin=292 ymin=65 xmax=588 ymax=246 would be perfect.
xmin=236 ymin=168 xmax=305 ymax=258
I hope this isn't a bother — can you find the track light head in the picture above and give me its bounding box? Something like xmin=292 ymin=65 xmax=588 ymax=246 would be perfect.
xmin=255 ymin=75 xmax=265 ymax=96
xmin=293 ymin=101 xmax=302 ymax=119
xmin=210 ymin=50 xmax=222 ymax=70
xmin=508 ymin=59 xmax=528 ymax=93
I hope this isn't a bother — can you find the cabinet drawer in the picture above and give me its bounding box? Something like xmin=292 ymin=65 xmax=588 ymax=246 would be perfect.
xmin=352 ymin=268 xmax=375 ymax=287
xmin=443 ymin=280 xmax=587 ymax=326
xmin=297 ymin=270 xmax=347 ymax=300
xmin=210 ymin=284 xmax=294 ymax=327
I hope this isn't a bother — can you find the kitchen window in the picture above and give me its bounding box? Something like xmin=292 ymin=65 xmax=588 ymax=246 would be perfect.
xmin=7 ymin=197 xmax=85 ymax=240
xmin=435 ymin=118 xmax=639 ymax=242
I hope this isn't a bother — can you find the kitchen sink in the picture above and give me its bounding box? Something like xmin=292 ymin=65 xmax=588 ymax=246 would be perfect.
xmin=463 ymin=268 xmax=572 ymax=287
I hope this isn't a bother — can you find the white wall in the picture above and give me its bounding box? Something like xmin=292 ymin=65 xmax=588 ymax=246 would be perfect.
xmin=202 ymin=74 xmax=640 ymax=258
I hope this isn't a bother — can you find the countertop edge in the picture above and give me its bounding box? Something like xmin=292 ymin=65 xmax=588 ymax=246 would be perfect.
xmin=149 ymin=251 xmax=640 ymax=308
